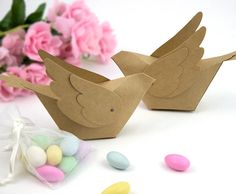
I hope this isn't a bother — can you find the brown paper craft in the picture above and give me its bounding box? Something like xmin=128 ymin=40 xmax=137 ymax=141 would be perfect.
xmin=0 ymin=50 xmax=155 ymax=140
xmin=112 ymin=12 xmax=236 ymax=111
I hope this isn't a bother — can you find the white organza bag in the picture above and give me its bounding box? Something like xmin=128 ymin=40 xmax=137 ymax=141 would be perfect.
xmin=0 ymin=106 xmax=90 ymax=188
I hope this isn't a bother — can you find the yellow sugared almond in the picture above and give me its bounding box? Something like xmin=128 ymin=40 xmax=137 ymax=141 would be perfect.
xmin=102 ymin=182 xmax=130 ymax=194
xmin=46 ymin=145 xmax=62 ymax=165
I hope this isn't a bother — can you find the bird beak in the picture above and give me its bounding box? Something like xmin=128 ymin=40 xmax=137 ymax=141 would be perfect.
xmin=112 ymin=51 xmax=148 ymax=76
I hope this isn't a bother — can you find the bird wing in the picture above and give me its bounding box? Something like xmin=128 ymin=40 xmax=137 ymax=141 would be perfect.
xmin=44 ymin=58 xmax=122 ymax=128
xmin=151 ymin=12 xmax=203 ymax=58
xmin=145 ymin=27 xmax=205 ymax=98
xmin=38 ymin=50 xmax=109 ymax=83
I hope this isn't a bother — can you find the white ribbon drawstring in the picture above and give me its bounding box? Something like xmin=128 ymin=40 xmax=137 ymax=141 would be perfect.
xmin=0 ymin=118 xmax=25 ymax=185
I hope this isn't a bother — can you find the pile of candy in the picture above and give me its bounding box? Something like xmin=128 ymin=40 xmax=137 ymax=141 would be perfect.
xmin=103 ymin=151 xmax=190 ymax=194
xmin=25 ymin=134 xmax=90 ymax=183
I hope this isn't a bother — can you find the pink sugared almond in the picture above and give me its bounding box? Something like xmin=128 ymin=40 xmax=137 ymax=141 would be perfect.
xmin=36 ymin=165 xmax=64 ymax=183
xmin=165 ymin=154 xmax=190 ymax=172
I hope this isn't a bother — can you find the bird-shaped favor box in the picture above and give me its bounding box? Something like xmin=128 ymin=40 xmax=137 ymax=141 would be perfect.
xmin=0 ymin=51 xmax=155 ymax=140
xmin=112 ymin=12 xmax=236 ymax=111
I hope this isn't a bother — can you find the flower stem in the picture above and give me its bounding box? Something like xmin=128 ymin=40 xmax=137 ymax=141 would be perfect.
xmin=0 ymin=24 xmax=30 ymax=37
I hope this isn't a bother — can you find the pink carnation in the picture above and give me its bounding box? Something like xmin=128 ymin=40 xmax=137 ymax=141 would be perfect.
xmin=71 ymin=19 xmax=102 ymax=58
xmin=53 ymin=16 xmax=75 ymax=39
xmin=2 ymin=29 xmax=25 ymax=56
xmin=48 ymin=0 xmax=116 ymax=62
xmin=49 ymin=0 xmax=92 ymax=39
xmin=0 ymin=79 xmax=18 ymax=102
xmin=0 ymin=66 xmax=28 ymax=101
xmin=98 ymin=23 xmax=116 ymax=63
xmin=62 ymin=0 xmax=92 ymax=22
xmin=47 ymin=0 xmax=67 ymax=22
xmin=23 ymin=22 xmax=62 ymax=61
xmin=0 ymin=47 xmax=17 ymax=67
xmin=60 ymin=43 xmax=80 ymax=66
xmin=0 ymin=64 xmax=49 ymax=102
xmin=48 ymin=0 xmax=91 ymax=22
xmin=24 ymin=63 xmax=50 ymax=84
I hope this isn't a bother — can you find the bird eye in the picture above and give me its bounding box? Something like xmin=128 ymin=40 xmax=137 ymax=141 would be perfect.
xmin=110 ymin=108 xmax=115 ymax=112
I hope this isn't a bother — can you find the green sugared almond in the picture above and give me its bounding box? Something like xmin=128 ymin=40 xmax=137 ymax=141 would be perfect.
xmin=59 ymin=156 xmax=78 ymax=173
xmin=32 ymin=135 xmax=51 ymax=150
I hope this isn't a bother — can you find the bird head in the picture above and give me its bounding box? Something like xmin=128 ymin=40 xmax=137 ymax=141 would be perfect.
xmin=113 ymin=73 xmax=155 ymax=112
xmin=112 ymin=51 xmax=150 ymax=76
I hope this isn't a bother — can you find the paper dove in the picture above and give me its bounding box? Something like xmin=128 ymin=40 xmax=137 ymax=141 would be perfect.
xmin=0 ymin=50 xmax=155 ymax=140
xmin=112 ymin=12 xmax=236 ymax=111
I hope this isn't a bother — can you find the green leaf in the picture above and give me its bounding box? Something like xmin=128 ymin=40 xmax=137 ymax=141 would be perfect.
xmin=11 ymin=0 xmax=26 ymax=26
xmin=51 ymin=28 xmax=62 ymax=36
xmin=0 ymin=11 xmax=13 ymax=31
xmin=25 ymin=3 xmax=46 ymax=24
xmin=22 ymin=56 xmax=33 ymax=65
xmin=0 ymin=65 xmax=7 ymax=73
xmin=0 ymin=0 xmax=26 ymax=31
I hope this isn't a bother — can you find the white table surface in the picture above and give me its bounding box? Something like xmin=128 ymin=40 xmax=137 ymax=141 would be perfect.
xmin=1 ymin=0 xmax=236 ymax=193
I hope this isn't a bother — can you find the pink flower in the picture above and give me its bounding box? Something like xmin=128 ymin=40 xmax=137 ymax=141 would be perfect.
xmin=71 ymin=19 xmax=102 ymax=58
xmin=48 ymin=0 xmax=91 ymax=22
xmin=7 ymin=66 xmax=31 ymax=96
xmin=53 ymin=16 xmax=75 ymax=39
xmin=49 ymin=0 xmax=92 ymax=39
xmin=47 ymin=0 xmax=67 ymax=22
xmin=98 ymin=22 xmax=116 ymax=63
xmin=62 ymin=0 xmax=92 ymax=22
xmin=0 ymin=64 xmax=50 ymax=102
xmin=24 ymin=63 xmax=50 ymax=85
xmin=0 ymin=66 xmax=28 ymax=101
xmin=0 ymin=47 xmax=17 ymax=67
xmin=60 ymin=43 xmax=80 ymax=66
xmin=2 ymin=29 xmax=25 ymax=56
xmin=0 ymin=79 xmax=18 ymax=101
xmin=23 ymin=22 xmax=62 ymax=61
xmin=48 ymin=0 xmax=116 ymax=63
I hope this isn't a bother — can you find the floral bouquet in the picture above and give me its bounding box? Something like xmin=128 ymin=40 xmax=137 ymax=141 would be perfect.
xmin=0 ymin=0 xmax=116 ymax=101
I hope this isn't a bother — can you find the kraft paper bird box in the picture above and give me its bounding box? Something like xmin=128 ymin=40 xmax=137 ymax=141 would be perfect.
xmin=112 ymin=12 xmax=236 ymax=111
xmin=0 ymin=51 xmax=155 ymax=140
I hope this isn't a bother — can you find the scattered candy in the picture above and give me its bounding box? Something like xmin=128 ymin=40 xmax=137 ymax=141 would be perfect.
xmin=59 ymin=156 xmax=78 ymax=173
xmin=36 ymin=165 xmax=65 ymax=183
xmin=32 ymin=134 xmax=51 ymax=150
xmin=102 ymin=182 xmax=131 ymax=194
xmin=60 ymin=136 xmax=79 ymax=156
xmin=26 ymin=145 xmax=47 ymax=167
xmin=46 ymin=145 xmax=62 ymax=165
xmin=75 ymin=141 xmax=91 ymax=160
xmin=165 ymin=154 xmax=190 ymax=171
xmin=107 ymin=151 xmax=129 ymax=170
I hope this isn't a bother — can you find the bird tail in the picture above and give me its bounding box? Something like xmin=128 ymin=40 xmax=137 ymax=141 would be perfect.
xmin=0 ymin=74 xmax=56 ymax=99
xmin=199 ymin=51 xmax=236 ymax=70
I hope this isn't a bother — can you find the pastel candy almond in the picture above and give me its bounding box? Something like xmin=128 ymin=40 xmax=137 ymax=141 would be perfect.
xmin=26 ymin=145 xmax=46 ymax=167
xmin=165 ymin=154 xmax=190 ymax=171
xmin=107 ymin=151 xmax=129 ymax=170
xmin=60 ymin=136 xmax=79 ymax=156
xmin=36 ymin=165 xmax=64 ymax=183
xmin=75 ymin=141 xmax=91 ymax=160
xmin=102 ymin=182 xmax=130 ymax=194
xmin=46 ymin=145 xmax=62 ymax=165
xmin=32 ymin=134 xmax=51 ymax=150
xmin=59 ymin=156 xmax=78 ymax=174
